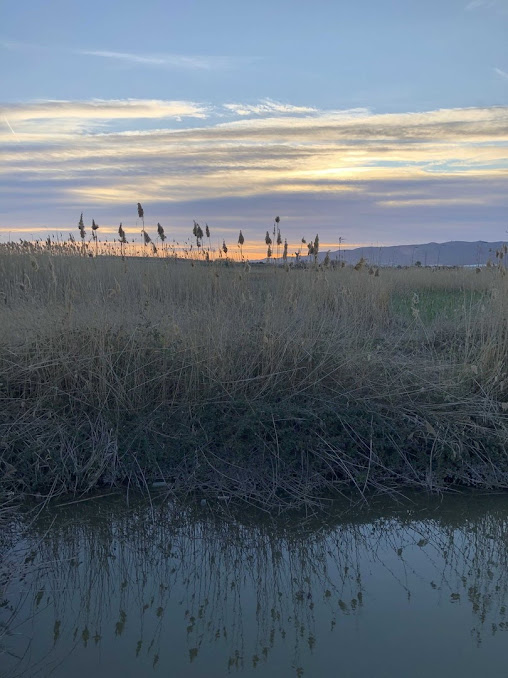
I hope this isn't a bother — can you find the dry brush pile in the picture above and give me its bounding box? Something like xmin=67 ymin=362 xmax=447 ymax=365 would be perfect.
xmin=1 ymin=249 xmax=508 ymax=511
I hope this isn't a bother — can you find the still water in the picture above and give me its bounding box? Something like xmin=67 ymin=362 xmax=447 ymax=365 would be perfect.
xmin=2 ymin=493 xmax=508 ymax=677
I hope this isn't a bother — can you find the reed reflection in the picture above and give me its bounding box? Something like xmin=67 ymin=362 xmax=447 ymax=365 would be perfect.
xmin=3 ymin=495 xmax=508 ymax=677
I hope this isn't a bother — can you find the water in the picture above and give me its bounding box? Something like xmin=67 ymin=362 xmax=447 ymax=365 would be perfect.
xmin=2 ymin=493 xmax=508 ymax=677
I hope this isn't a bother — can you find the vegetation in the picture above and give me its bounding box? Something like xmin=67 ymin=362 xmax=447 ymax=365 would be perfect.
xmin=1 ymin=228 xmax=508 ymax=512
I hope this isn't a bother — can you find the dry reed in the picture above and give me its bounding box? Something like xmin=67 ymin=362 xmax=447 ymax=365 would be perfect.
xmin=1 ymin=246 xmax=507 ymax=510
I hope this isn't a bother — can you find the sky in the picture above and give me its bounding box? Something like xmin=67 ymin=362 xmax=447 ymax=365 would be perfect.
xmin=1 ymin=0 xmax=507 ymax=255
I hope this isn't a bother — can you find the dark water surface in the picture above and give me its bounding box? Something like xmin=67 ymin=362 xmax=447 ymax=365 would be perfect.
xmin=2 ymin=493 xmax=508 ymax=677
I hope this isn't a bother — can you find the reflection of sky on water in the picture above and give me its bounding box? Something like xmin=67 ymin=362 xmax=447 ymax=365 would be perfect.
xmin=2 ymin=495 xmax=508 ymax=677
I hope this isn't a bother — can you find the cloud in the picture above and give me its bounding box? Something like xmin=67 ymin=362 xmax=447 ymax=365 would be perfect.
xmin=1 ymin=100 xmax=507 ymax=245
xmin=465 ymin=0 xmax=496 ymax=10
xmin=377 ymin=197 xmax=493 ymax=207
xmin=465 ymin=0 xmax=508 ymax=10
xmin=78 ymin=49 xmax=256 ymax=70
xmin=494 ymin=67 xmax=508 ymax=80
xmin=0 ymin=99 xmax=211 ymax=135
xmin=1 ymin=99 xmax=210 ymax=121
xmin=1 ymin=38 xmax=256 ymax=71
xmin=223 ymin=99 xmax=318 ymax=116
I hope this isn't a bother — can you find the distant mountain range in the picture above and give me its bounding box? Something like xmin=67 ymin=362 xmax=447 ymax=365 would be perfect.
xmin=317 ymin=241 xmax=506 ymax=267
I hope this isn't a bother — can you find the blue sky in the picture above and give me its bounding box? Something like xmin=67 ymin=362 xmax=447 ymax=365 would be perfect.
xmin=1 ymin=0 xmax=507 ymax=252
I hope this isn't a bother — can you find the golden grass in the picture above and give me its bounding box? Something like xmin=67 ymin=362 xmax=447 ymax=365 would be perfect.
xmin=1 ymin=246 xmax=508 ymax=510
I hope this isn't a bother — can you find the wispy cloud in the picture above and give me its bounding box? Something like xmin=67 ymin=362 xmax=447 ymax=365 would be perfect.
xmin=465 ymin=0 xmax=508 ymax=10
xmin=223 ymin=99 xmax=317 ymax=116
xmin=0 ymin=38 xmax=256 ymax=71
xmin=2 ymin=99 xmax=210 ymax=120
xmin=79 ymin=49 xmax=256 ymax=70
xmin=465 ymin=0 xmax=496 ymax=10
xmin=0 ymin=99 xmax=211 ymax=135
xmin=377 ymin=197 xmax=489 ymax=207
xmin=494 ymin=67 xmax=508 ymax=80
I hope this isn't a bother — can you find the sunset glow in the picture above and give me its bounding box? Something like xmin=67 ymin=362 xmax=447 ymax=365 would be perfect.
xmin=1 ymin=0 xmax=507 ymax=250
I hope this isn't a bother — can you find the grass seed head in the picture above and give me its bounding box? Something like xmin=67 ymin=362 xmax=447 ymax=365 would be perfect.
xmin=118 ymin=223 xmax=127 ymax=244
xmin=157 ymin=223 xmax=166 ymax=241
xmin=78 ymin=213 xmax=86 ymax=240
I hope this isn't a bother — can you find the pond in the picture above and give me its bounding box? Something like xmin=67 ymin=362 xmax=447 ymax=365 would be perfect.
xmin=2 ymin=492 xmax=508 ymax=677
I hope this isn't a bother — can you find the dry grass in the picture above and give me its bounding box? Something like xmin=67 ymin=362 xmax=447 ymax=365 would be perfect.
xmin=1 ymin=246 xmax=508 ymax=510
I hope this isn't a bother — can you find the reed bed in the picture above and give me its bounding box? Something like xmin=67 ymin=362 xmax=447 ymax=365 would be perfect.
xmin=1 ymin=247 xmax=508 ymax=511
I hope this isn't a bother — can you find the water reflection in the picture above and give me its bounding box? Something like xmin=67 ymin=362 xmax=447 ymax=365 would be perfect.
xmin=2 ymin=494 xmax=508 ymax=677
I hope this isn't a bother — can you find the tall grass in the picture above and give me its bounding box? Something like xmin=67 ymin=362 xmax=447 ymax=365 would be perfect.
xmin=1 ymin=248 xmax=508 ymax=510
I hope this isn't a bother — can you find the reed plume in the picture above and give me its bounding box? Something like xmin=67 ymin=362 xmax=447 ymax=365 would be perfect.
xmin=238 ymin=230 xmax=245 ymax=260
xmin=78 ymin=213 xmax=86 ymax=255
xmin=92 ymin=219 xmax=99 ymax=256
xmin=157 ymin=223 xmax=166 ymax=241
